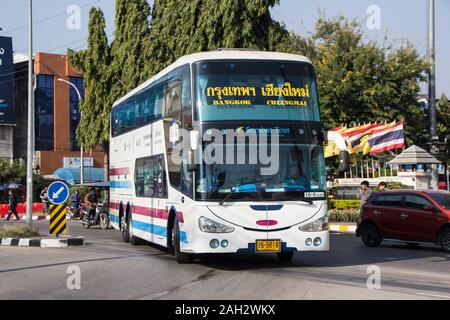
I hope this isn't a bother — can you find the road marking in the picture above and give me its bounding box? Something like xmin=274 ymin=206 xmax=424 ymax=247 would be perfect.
xmin=414 ymin=292 xmax=450 ymax=299
xmin=52 ymin=186 xmax=65 ymax=200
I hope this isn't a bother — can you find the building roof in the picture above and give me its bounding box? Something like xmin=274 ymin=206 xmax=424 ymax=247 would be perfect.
xmin=113 ymin=49 xmax=312 ymax=107
xmin=387 ymin=145 xmax=441 ymax=165
xmin=52 ymin=168 xmax=105 ymax=185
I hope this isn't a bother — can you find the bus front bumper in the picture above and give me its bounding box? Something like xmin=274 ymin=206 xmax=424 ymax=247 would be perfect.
xmin=181 ymin=228 xmax=329 ymax=254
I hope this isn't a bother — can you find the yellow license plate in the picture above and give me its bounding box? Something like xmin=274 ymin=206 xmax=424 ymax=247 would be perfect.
xmin=256 ymin=240 xmax=281 ymax=252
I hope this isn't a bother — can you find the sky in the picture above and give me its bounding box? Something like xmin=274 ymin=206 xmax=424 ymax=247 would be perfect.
xmin=0 ymin=0 xmax=449 ymax=97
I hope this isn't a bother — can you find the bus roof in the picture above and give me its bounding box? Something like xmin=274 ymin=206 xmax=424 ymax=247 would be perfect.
xmin=112 ymin=49 xmax=312 ymax=108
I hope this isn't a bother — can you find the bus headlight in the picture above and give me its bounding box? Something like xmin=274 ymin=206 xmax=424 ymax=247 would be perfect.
xmin=299 ymin=216 xmax=328 ymax=232
xmin=199 ymin=217 xmax=234 ymax=233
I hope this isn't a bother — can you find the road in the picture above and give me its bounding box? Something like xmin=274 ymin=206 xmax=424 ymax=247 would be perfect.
xmin=0 ymin=220 xmax=449 ymax=300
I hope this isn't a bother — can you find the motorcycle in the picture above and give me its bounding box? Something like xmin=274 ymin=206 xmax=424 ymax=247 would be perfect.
xmin=80 ymin=202 xmax=110 ymax=230
xmin=67 ymin=205 xmax=83 ymax=220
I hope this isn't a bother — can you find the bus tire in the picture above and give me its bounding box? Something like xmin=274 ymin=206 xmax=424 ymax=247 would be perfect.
xmin=129 ymin=214 xmax=144 ymax=245
xmin=121 ymin=207 xmax=130 ymax=243
xmin=173 ymin=215 xmax=192 ymax=264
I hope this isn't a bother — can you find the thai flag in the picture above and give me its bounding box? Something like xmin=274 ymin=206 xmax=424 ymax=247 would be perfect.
xmin=341 ymin=123 xmax=384 ymax=153
xmin=368 ymin=121 xmax=405 ymax=155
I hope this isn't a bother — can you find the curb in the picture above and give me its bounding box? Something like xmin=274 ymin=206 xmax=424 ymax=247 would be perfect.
xmin=1 ymin=215 xmax=50 ymax=221
xmin=0 ymin=236 xmax=84 ymax=248
xmin=329 ymin=223 xmax=357 ymax=233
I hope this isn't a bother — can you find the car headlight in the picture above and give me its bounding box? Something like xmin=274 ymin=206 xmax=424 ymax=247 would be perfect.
xmin=199 ymin=216 xmax=234 ymax=233
xmin=299 ymin=215 xmax=328 ymax=232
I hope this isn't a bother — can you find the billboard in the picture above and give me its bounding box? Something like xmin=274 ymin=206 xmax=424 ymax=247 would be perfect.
xmin=0 ymin=36 xmax=14 ymax=124
xmin=63 ymin=157 xmax=94 ymax=169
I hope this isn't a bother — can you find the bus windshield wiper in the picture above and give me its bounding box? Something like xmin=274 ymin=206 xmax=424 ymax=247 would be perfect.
xmin=218 ymin=177 xmax=272 ymax=206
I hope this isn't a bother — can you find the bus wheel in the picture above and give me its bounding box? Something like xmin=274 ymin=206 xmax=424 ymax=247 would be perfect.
xmin=173 ymin=216 xmax=192 ymax=264
xmin=129 ymin=214 xmax=144 ymax=245
xmin=121 ymin=211 xmax=130 ymax=243
xmin=277 ymin=251 xmax=294 ymax=262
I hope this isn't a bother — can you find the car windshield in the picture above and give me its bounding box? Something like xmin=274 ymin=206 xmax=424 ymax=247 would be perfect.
xmin=195 ymin=143 xmax=326 ymax=201
xmin=428 ymin=192 xmax=450 ymax=209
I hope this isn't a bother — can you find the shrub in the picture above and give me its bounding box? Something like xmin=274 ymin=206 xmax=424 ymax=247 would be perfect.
xmin=328 ymin=209 xmax=360 ymax=223
xmin=0 ymin=223 xmax=40 ymax=238
xmin=328 ymin=199 xmax=361 ymax=210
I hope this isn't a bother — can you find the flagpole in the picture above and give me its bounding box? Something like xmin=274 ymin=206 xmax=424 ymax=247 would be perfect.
xmin=366 ymin=160 xmax=369 ymax=179
xmin=371 ymin=157 xmax=375 ymax=179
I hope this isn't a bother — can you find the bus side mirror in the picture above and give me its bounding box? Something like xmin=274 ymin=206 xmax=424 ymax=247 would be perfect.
xmin=338 ymin=150 xmax=350 ymax=173
xmin=190 ymin=130 xmax=200 ymax=151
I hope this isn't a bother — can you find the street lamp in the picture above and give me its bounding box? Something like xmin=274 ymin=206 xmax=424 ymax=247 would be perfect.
xmin=57 ymin=78 xmax=84 ymax=184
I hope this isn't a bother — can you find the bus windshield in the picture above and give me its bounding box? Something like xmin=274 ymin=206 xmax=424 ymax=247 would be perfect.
xmin=196 ymin=143 xmax=326 ymax=201
xmin=194 ymin=60 xmax=320 ymax=122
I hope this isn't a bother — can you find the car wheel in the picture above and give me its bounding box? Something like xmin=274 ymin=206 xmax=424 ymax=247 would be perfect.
xmin=361 ymin=223 xmax=382 ymax=247
xmin=439 ymin=228 xmax=450 ymax=253
xmin=277 ymin=251 xmax=294 ymax=262
xmin=173 ymin=215 xmax=192 ymax=264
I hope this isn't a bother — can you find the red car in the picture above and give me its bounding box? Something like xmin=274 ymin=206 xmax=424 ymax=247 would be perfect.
xmin=356 ymin=190 xmax=450 ymax=252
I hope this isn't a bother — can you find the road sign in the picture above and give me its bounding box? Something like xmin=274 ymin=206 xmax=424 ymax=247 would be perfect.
xmin=47 ymin=181 xmax=69 ymax=205
xmin=49 ymin=204 xmax=67 ymax=235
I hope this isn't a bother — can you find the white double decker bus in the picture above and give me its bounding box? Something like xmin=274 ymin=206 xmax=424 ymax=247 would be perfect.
xmin=109 ymin=50 xmax=329 ymax=263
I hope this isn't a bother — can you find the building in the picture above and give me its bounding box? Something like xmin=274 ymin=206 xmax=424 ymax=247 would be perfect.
xmin=0 ymin=36 xmax=15 ymax=160
xmin=12 ymin=52 xmax=105 ymax=177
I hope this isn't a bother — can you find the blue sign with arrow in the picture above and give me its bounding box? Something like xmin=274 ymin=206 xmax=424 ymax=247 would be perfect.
xmin=47 ymin=181 xmax=69 ymax=205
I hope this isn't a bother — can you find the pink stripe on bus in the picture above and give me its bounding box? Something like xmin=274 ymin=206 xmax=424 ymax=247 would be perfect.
xmin=109 ymin=167 xmax=130 ymax=176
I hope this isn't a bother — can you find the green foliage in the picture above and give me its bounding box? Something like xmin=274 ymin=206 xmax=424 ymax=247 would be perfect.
xmin=328 ymin=199 xmax=361 ymax=210
xmin=286 ymin=16 xmax=428 ymax=147
xmin=68 ymin=8 xmax=112 ymax=149
xmin=69 ymin=2 xmax=428 ymax=153
xmin=0 ymin=160 xmax=53 ymax=203
xmin=0 ymin=223 xmax=40 ymax=238
xmin=328 ymin=209 xmax=359 ymax=223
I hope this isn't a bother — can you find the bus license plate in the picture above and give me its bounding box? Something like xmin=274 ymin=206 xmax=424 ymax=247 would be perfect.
xmin=256 ymin=240 xmax=281 ymax=252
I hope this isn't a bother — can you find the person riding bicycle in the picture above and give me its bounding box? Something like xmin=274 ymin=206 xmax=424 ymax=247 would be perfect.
xmin=84 ymin=188 xmax=101 ymax=224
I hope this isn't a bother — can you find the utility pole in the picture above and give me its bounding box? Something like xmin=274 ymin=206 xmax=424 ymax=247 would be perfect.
xmin=428 ymin=0 xmax=438 ymax=189
xmin=57 ymin=78 xmax=84 ymax=184
xmin=25 ymin=0 xmax=34 ymax=225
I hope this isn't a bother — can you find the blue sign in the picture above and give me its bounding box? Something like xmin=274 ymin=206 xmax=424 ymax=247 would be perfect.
xmin=48 ymin=181 xmax=70 ymax=205
xmin=0 ymin=36 xmax=14 ymax=124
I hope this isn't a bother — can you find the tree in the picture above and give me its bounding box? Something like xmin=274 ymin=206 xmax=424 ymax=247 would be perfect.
xmin=68 ymin=7 xmax=111 ymax=148
xmin=437 ymin=94 xmax=450 ymax=139
xmin=145 ymin=0 xmax=288 ymax=75
xmin=285 ymin=16 xmax=428 ymax=146
xmin=110 ymin=0 xmax=151 ymax=95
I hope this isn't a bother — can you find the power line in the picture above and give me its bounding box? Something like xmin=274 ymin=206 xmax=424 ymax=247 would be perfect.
xmin=0 ymin=28 xmax=115 ymax=85
xmin=0 ymin=0 xmax=103 ymax=35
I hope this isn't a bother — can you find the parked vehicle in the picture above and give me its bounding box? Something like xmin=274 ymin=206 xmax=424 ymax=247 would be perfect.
xmin=356 ymin=190 xmax=450 ymax=252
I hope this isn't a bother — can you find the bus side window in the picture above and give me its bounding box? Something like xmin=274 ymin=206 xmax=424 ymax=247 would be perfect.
xmin=111 ymin=109 xmax=119 ymax=136
xmin=154 ymin=155 xmax=168 ymax=198
xmin=181 ymin=64 xmax=191 ymax=109
xmin=164 ymin=69 xmax=182 ymax=116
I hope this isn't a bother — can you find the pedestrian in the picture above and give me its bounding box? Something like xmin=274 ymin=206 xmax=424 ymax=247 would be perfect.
xmin=40 ymin=187 xmax=50 ymax=214
xmin=69 ymin=190 xmax=81 ymax=219
xmin=5 ymin=190 xmax=19 ymax=221
xmin=378 ymin=181 xmax=387 ymax=192
xmin=359 ymin=180 xmax=373 ymax=208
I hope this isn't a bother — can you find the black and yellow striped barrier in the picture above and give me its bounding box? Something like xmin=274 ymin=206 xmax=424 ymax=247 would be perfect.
xmin=49 ymin=204 xmax=67 ymax=235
